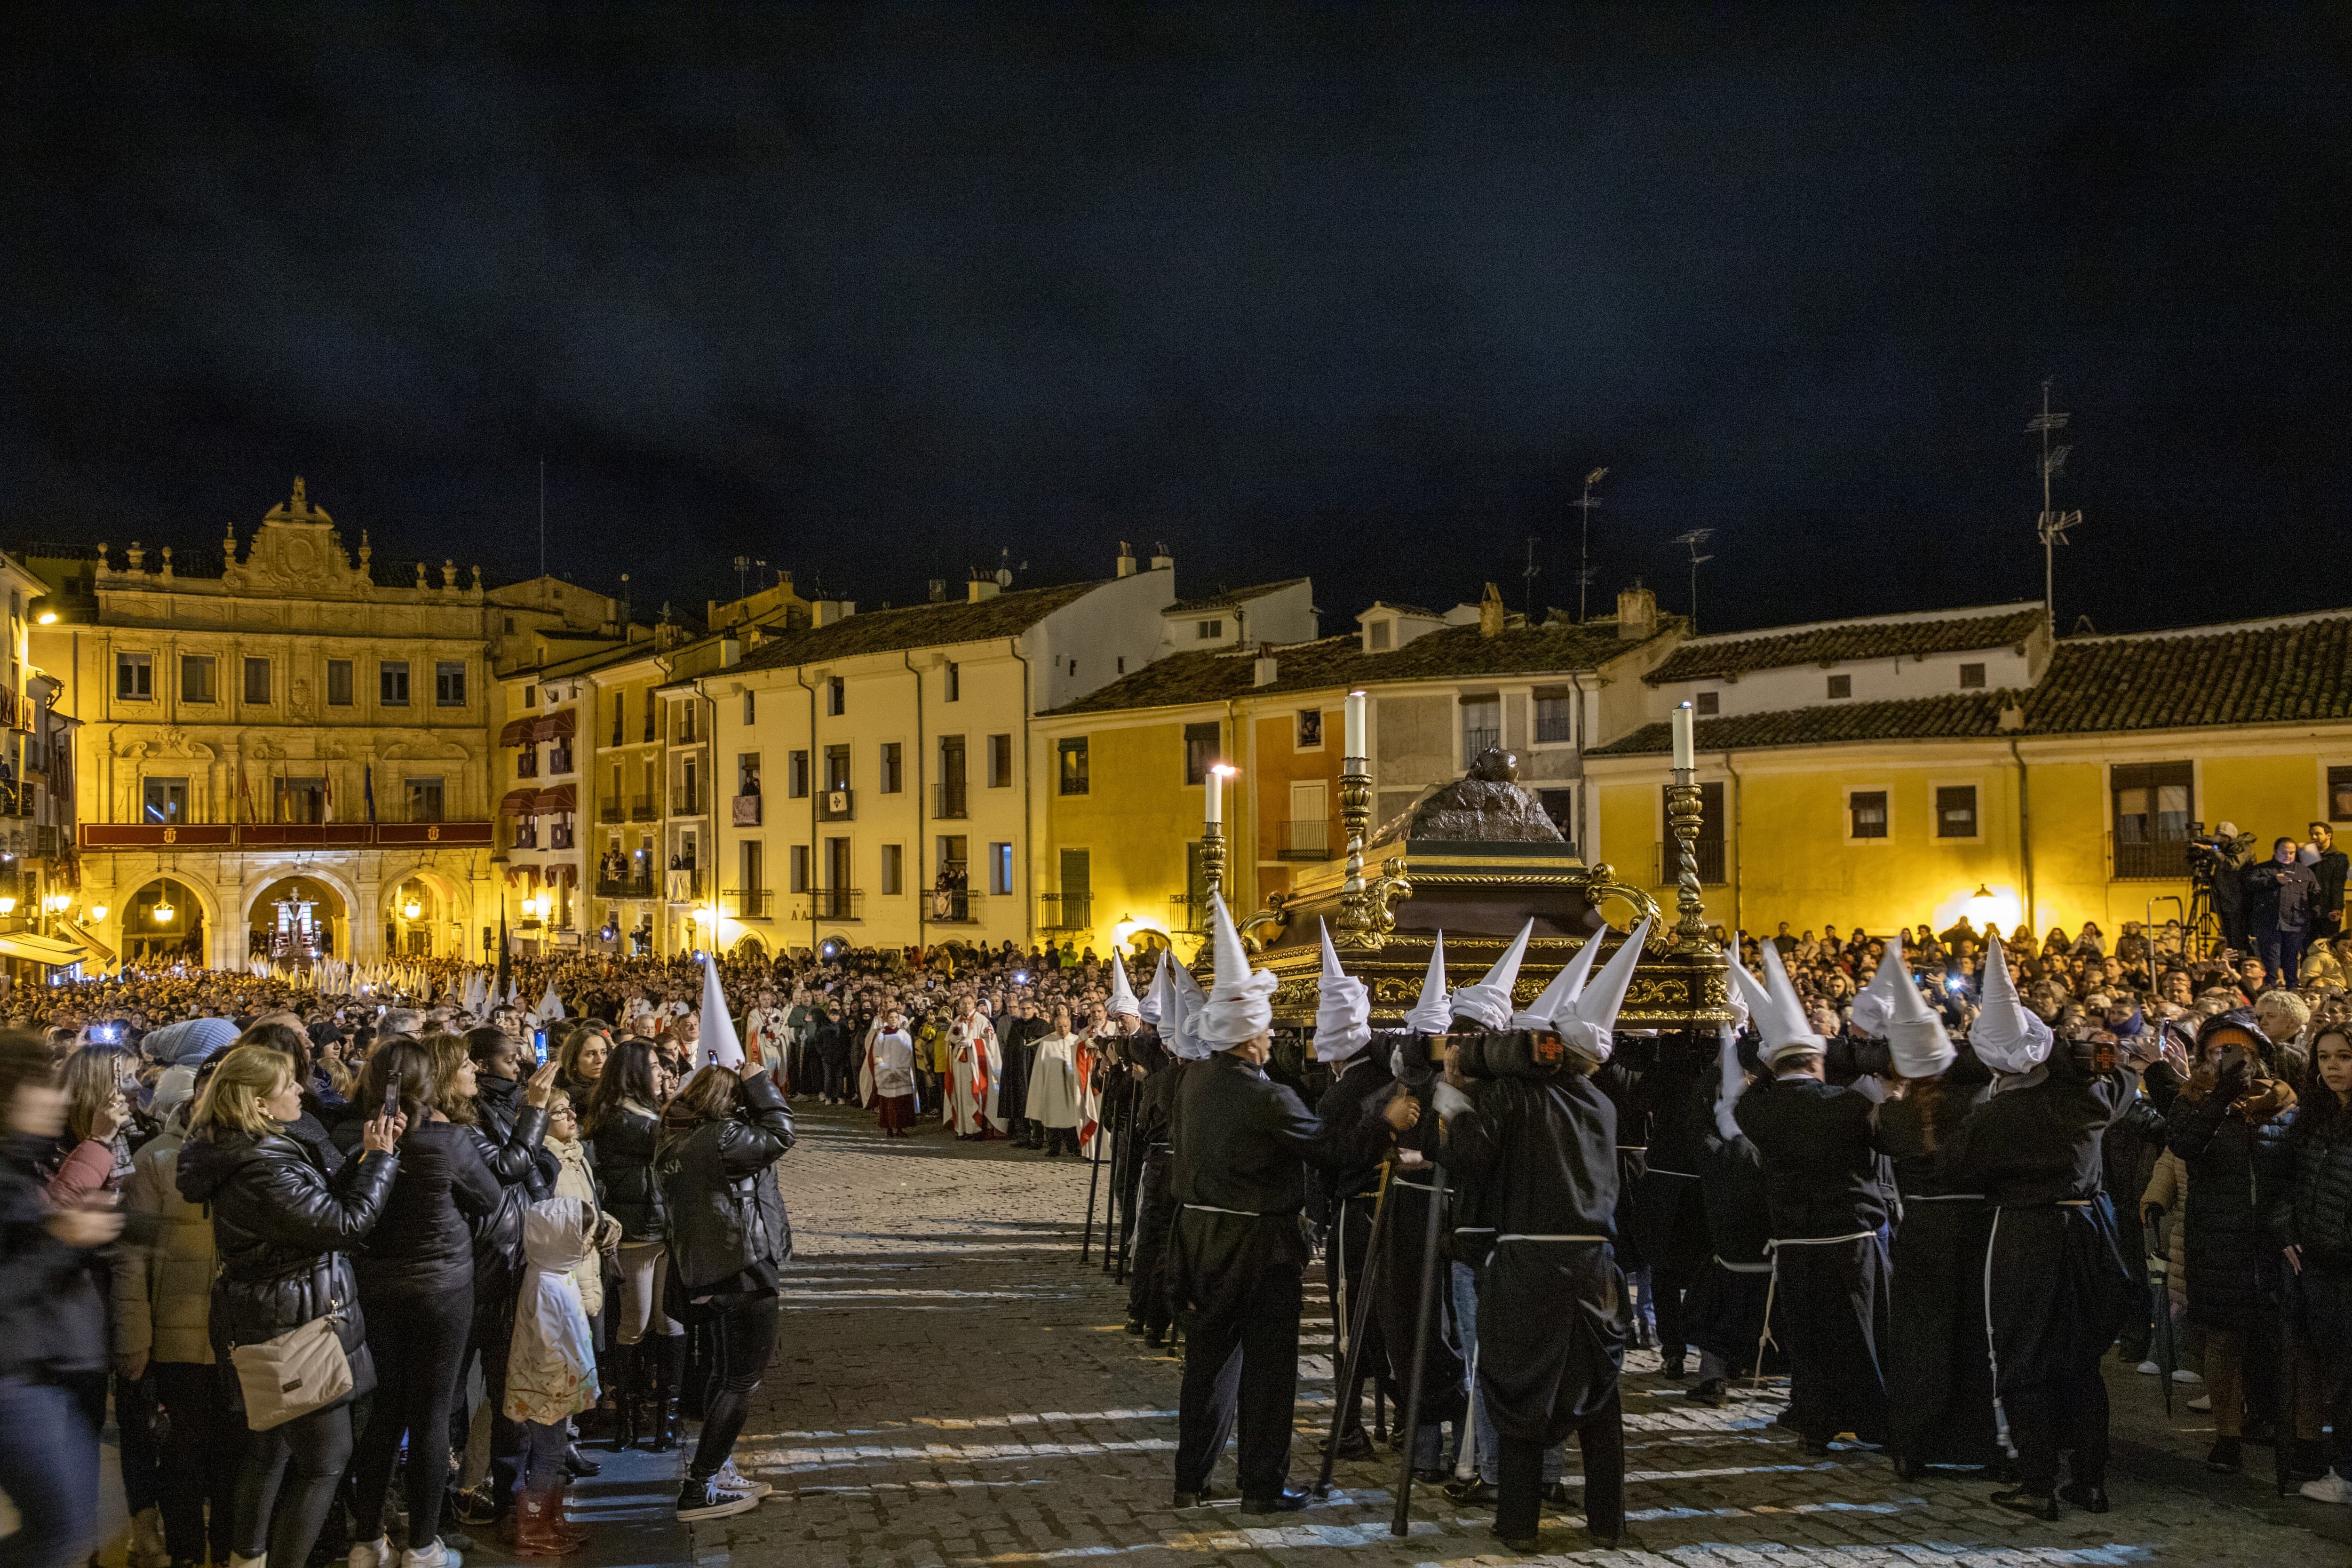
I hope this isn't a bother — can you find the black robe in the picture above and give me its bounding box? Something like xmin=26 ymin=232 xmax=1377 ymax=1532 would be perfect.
xmin=1375 ymin=1044 xmax=1467 ymax=1428
xmin=1733 ymin=1073 xmax=1891 ymax=1445
xmin=1307 ymin=1052 xmax=1398 ymax=1367
xmin=1875 ymin=1072 xmax=2001 ymax=1467
xmin=1439 ymin=1072 xmax=1627 ymax=1447
xmin=1690 ymin=1085 xmax=1780 ymax=1376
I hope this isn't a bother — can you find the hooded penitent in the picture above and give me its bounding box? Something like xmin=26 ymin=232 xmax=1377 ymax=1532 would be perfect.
xmin=1107 ymin=947 xmax=1143 ymax=1020
xmin=1971 ymin=933 xmax=2054 ymax=1075
xmin=1194 ymin=893 xmax=1278 ymax=1048
xmin=1140 ymin=950 xmax=1171 ymax=1029
xmin=535 ymin=980 xmax=566 ymax=1024
xmin=1165 ymin=956 xmax=1211 ymax=1061
xmin=1312 ymin=921 xmax=1373 ymax=1064
xmin=1713 ymin=1025 xmax=1749 ymax=1141
xmin=1402 ymin=933 xmax=1452 ymax=1036
xmin=1850 ymin=933 xmax=1956 ymax=1078
xmin=1509 ymin=923 xmax=1608 ymax=1031
xmin=1450 ymin=919 xmax=1533 ymax=1033
xmin=698 ymin=952 xmax=745 ymax=1069
xmin=1730 ymin=938 xmax=1827 ymax=1067
xmin=1553 ymin=917 xmax=1653 ymax=1066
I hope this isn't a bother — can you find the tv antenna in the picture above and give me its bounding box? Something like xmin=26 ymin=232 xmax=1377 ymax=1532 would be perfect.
xmin=1573 ymin=467 xmax=1607 ymax=621
xmin=733 ymin=555 xmax=766 ymax=601
xmin=1521 ymin=536 xmax=1542 ymax=617
xmin=1670 ymin=528 xmax=1715 ymax=635
xmin=2027 ymin=379 xmax=2082 ymax=639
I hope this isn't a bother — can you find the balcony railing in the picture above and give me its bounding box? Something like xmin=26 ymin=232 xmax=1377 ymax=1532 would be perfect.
xmin=1168 ymin=893 xmax=1207 ymax=934
xmin=932 ymin=780 xmax=969 ymax=820
xmin=548 ymin=747 xmax=575 ymax=776
xmin=83 ymin=821 xmax=498 ymax=851
xmin=930 ymin=888 xmax=982 ymax=923
xmin=1463 ymin=727 xmax=1501 ymax=760
xmin=515 ymin=750 xmax=540 ymax=779
xmin=1652 ymin=838 xmax=1726 ymax=888
xmin=1276 ymin=818 xmax=1333 ymax=860
xmin=2112 ymin=829 xmax=2192 ymax=882
xmin=598 ymin=802 xmax=623 ymax=823
xmin=511 ymin=825 xmax=538 ymax=850
xmin=811 ymin=888 xmax=863 ymax=920
xmin=672 ymin=786 xmax=701 ymax=815
xmin=723 ymin=887 xmax=773 ymax=920
xmin=817 ymin=788 xmax=855 ymax=823
xmin=630 ymin=796 xmax=655 ymax=821
xmin=1039 ymin=892 xmax=1092 ymax=931
xmin=732 ymin=794 xmax=762 ymax=827
xmin=550 ymin=822 xmax=575 ymax=850
xmin=664 ymin=868 xmax=701 ymax=903
xmin=596 ymin=875 xmax=656 ymax=900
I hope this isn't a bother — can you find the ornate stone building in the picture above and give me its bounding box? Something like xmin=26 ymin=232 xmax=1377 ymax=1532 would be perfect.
xmin=31 ymin=481 xmax=509 ymax=967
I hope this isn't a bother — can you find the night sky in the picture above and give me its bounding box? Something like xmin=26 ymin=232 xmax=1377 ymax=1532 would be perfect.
xmin=3 ymin=6 xmax=2345 ymax=638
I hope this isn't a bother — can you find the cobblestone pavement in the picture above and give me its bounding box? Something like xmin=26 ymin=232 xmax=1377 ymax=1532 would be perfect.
xmin=694 ymin=1104 xmax=2352 ymax=1568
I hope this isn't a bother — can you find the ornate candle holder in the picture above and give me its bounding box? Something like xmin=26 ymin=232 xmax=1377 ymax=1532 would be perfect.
xmin=1666 ymin=768 xmax=1718 ymax=954
xmin=1200 ymin=820 xmax=1227 ymax=904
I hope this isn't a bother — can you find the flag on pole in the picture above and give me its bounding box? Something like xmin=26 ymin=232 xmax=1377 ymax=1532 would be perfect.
xmin=363 ymin=764 xmax=377 ymax=825
xmin=323 ymin=771 xmax=334 ymax=825
xmin=494 ymin=907 xmax=511 ymax=1008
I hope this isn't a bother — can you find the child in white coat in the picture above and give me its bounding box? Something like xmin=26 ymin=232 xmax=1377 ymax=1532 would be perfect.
xmin=505 ymin=1196 xmax=602 ymax=1556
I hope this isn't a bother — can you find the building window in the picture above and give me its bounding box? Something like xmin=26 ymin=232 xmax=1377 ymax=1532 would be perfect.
xmin=328 ymin=660 xmax=354 ymax=706
xmin=1368 ymin=620 xmax=1392 ymax=651
xmin=436 ymin=661 xmax=467 ymax=707
xmin=180 ymin=655 xmax=216 ymax=704
xmin=826 ymin=676 xmax=845 ymax=716
xmin=786 ymin=751 xmax=807 ymax=797
xmin=1659 ymin=782 xmax=1726 ymax=883
xmin=739 ymin=753 xmax=763 ymax=796
xmin=788 ymin=844 xmax=810 ymax=893
xmin=944 ymin=661 xmax=960 ymax=702
xmin=503 ymin=615 xmax=516 ymax=634
xmin=881 ymin=843 xmax=904 ymax=896
xmin=1693 ymin=690 xmax=1719 ymax=716
xmin=143 ymin=777 xmax=188 ymax=824
xmin=1538 ymin=788 xmax=1576 ymax=844
xmin=379 ymin=661 xmax=409 ymax=706
xmin=743 ymin=690 xmax=755 ymax=726
xmin=1959 ymin=662 xmax=1987 ymax=689
xmin=1197 ymin=619 xmax=1224 ymax=640
xmin=991 ymin=841 xmax=1014 ymax=896
xmin=2330 ymin=764 xmax=2352 ymax=823
xmin=407 ymin=777 xmax=445 ymax=822
xmin=237 ymin=657 xmax=268 ymax=705
xmin=1183 ymin=721 xmax=1220 ymax=785
xmin=1057 ymin=738 xmax=1090 ymax=796
xmin=1534 ymin=686 xmax=1575 ymax=743
xmin=824 ymin=744 xmax=850 ymax=792
xmin=2112 ymin=761 xmax=2193 ymax=879
xmin=1296 ymin=709 xmax=1323 ymax=750
xmin=1827 ymin=674 xmax=1852 ymax=700
xmin=1461 ymin=694 xmax=1501 ymax=761
xmin=987 ymin=733 xmax=1013 ymax=788
xmin=116 ymin=653 xmax=152 ymax=700
xmin=1936 ymin=785 xmax=1979 ymax=839
xmin=1848 ymin=789 xmax=1889 ymax=840
xmin=880 ymin=742 xmax=903 ymax=794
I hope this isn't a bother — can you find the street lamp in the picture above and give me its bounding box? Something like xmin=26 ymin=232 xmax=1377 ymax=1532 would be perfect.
xmin=152 ymin=898 xmax=175 ymax=924
xmin=402 ymin=896 xmax=423 ymax=921
xmin=90 ymin=904 xmax=108 ymax=922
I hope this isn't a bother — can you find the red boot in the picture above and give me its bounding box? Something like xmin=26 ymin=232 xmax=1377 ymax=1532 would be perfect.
xmin=511 ymin=1486 xmax=588 ymax=1557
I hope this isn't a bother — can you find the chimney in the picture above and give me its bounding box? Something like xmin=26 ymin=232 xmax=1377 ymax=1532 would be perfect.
xmin=1478 ymin=582 xmax=1505 ymax=638
xmin=968 ymin=575 xmax=1000 ymax=603
xmin=1150 ymin=541 xmax=1174 ymax=572
xmin=1254 ymin=653 xmax=1279 ymax=686
xmin=813 ymin=598 xmax=839 ymax=625
xmin=1116 ymin=541 xmax=1137 ymax=578
xmin=1997 ymin=701 xmax=2026 ymax=732
xmin=928 ymin=578 xmax=947 ymax=603
xmin=720 ymin=637 xmax=742 ymax=669
xmin=1616 ymin=582 xmax=1657 ymax=640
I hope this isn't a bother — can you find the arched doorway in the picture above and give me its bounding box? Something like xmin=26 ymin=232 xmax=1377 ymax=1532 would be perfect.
xmin=381 ymin=874 xmax=460 ymax=959
xmin=248 ymin=876 xmax=350 ymax=963
xmin=124 ymin=878 xmax=205 ymax=968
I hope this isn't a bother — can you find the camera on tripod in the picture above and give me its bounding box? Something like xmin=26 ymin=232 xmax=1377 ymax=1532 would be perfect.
xmin=1442 ymin=1028 xmax=1569 ymax=1081
xmin=2184 ymin=821 xmax=2255 ymax=887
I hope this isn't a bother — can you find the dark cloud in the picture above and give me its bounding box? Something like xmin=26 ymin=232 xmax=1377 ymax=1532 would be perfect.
xmin=2 ymin=5 xmax=2345 ymax=632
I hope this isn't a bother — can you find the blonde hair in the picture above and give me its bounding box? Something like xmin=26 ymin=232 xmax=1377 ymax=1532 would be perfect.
xmin=190 ymin=1047 xmax=296 ymax=1140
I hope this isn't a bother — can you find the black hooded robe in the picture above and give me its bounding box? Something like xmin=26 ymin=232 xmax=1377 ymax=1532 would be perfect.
xmin=1875 ymin=1070 xmax=2002 ymax=1469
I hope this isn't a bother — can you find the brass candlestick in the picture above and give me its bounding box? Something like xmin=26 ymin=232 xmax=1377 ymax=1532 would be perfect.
xmin=1335 ymin=756 xmax=1373 ymax=941
xmin=1200 ymin=821 xmax=1227 ymax=905
xmin=1666 ymin=768 xmax=1717 ymax=954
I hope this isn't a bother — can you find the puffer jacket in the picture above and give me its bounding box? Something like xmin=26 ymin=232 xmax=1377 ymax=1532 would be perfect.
xmin=2141 ymin=1149 xmax=2191 ymax=1313
xmin=655 ymin=1073 xmax=795 ymax=1293
xmin=114 ymin=1121 xmax=217 ymax=1366
xmin=2267 ymin=1116 xmax=2352 ymax=1268
xmin=2167 ymin=1072 xmax=2297 ymax=1327
xmin=589 ymin=1101 xmax=666 ymax=1242
xmin=0 ymin=1131 xmax=107 ymax=1381
xmin=176 ymin=1125 xmax=399 ymax=1416
xmin=465 ymin=1074 xmax=554 ymax=1303
xmin=355 ymin=1119 xmax=502 ymax=1300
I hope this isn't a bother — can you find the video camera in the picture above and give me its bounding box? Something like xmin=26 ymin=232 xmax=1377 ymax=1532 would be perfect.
xmin=1438 ymin=1028 xmax=1572 ymax=1082
xmin=2185 ymin=821 xmax=2256 ymax=888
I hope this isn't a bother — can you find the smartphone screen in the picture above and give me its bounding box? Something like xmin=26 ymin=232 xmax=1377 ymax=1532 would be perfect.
xmin=533 ymin=1029 xmax=547 ymax=1064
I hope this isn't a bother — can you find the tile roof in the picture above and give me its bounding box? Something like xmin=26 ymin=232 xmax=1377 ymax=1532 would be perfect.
xmin=730 ymin=579 xmax=1103 ymax=671
xmin=1166 ymin=578 xmax=1310 ymax=614
xmin=1645 ymin=605 xmax=2042 ymax=684
xmin=1593 ymin=611 xmax=2352 ymax=754
xmin=1047 ymin=617 xmax=1679 ymax=716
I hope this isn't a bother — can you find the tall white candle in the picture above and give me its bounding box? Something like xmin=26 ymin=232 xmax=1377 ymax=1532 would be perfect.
xmin=1205 ymin=766 xmax=1222 ymax=826
xmin=1672 ymin=701 xmax=1695 ymax=772
xmin=1344 ymin=691 xmax=1367 ymax=760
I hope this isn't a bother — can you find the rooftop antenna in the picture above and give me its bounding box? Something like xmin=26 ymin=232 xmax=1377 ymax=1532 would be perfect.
xmin=732 ymin=555 xmax=764 ymax=601
xmin=538 ymin=459 xmax=546 ymax=580
xmin=1521 ymin=536 xmax=1542 ymax=618
xmin=1670 ymin=528 xmax=1715 ymax=635
xmin=1574 ymin=466 xmax=1607 ymax=622
xmin=2027 ymin=379 xmax=2081 ymax=640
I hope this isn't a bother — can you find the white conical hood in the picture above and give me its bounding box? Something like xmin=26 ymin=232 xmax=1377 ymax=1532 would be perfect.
xmin=1165 ymin=956 xmax=1211 ymax=1060
xmin=1750 ymin=939 xmax=1828 ymax=1066
xmin=1313 ymin=921 xmax=1373 ymax=1063
xmin=1713 ymin=1024 xmax=1749 ymax=1142
xmin=1510 ymin=927 xmax=1604 ymax=1031
xmin=1451 ymin=919 xmax=1533 ymax=1032
xmin=1971 ymin=933 xmax=2054 ymax=1074
xmin=1140 ymin=950 xmax=1171 ymax=1028
xmin=1195 ymin=893 xmax=1277 ymax=1046
xmin=1107 ymin=947 xmax=1142 ymax=1019
xmin=1402 ymin=932 xmax=1452 ymax=1035
xmin=698 ymin=953 xmax=744 ymax=1069
xmin=1851 ymin=934 xmax=1954 ymax=1077
xmin=1556 ymin=918 xmax=1653 ymax=1065
xmin=535 ymin=980 xmax=566 ymax=1023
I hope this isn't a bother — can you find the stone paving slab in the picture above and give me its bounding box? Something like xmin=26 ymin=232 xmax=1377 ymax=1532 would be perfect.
xmin=694 ymin=1104 xmax=2350 ymax=1568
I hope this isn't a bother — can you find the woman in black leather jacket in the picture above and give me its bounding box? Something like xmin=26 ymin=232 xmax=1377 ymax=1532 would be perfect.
xmin=2273 ymin=1020 xmax=2352 ymax=1501
xmin=656 ymin=1059 xmax=793 ymax=1522
xmin=587 ymin=1040 xmax=680 ymax=1449
xmin=176 ymin=1044 xmax=402 ymax=1568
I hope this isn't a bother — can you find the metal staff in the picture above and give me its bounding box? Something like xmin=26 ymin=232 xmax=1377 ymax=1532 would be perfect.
xmin=1389 ymin=1162 xmax=1451 ymax=1537
xmin=1113 ymin=1070 xmax=1142 ymax=1281
xmin=2276 ymin=1259 xmax=2302 ymax=1498
xmin=1079 ymin=1055 xmax=1106 ymax=1265
xmin=1314 ymin=1160 xmax=1397 ymax=1498
xmin=2150 ymin=1211 xmax=2175 ymax=1417
xmin=1102 ymin=1063 xmax=1129 ymax=1275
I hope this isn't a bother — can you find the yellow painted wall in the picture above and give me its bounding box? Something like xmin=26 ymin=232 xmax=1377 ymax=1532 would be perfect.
xmin=1040 ymin=710 xmax=1244 ymax=958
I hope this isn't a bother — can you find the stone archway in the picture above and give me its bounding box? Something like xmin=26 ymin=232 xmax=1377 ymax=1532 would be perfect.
xmin=245 ymin=871 xmax=354 ymax=964
xmin=120 ymin=876 xmax=209 ymax=968
xmin=380 ymin=864 xmax=469 ymax=961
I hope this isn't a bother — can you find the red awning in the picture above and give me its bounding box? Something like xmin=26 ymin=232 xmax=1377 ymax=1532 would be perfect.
xmin=532 ymin=783 xmax=577 ymax=815
xmin=534 ymin=709 xmax=577 ymax=742
xmin=499 ymin=787 xmax=540 ymax=817
xmin=498 ymin=717 xmax=534 ymax=747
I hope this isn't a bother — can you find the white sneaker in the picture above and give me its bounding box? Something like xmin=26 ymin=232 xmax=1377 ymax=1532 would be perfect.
xmin=131 ymin=1505 xmax=170 ymax=1568
xmin=2186 ymin=1394 xmax=2213 ymax=1412
xmin=2301 ymin=1470 xmax=2352 ymax=1504
xmin=2136 ymin=1361 xmax=2161 ymax=1375
xmin=2173 ymin=1369 xmax=2204 ymax=1383
xmin=400 ymin=1542 xmax=461 ymax=1568
xmin=350 ymin=1539 xmax=392 ymax=1568
xmin=717 ymin=1458 xmax=772 ymax=1501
